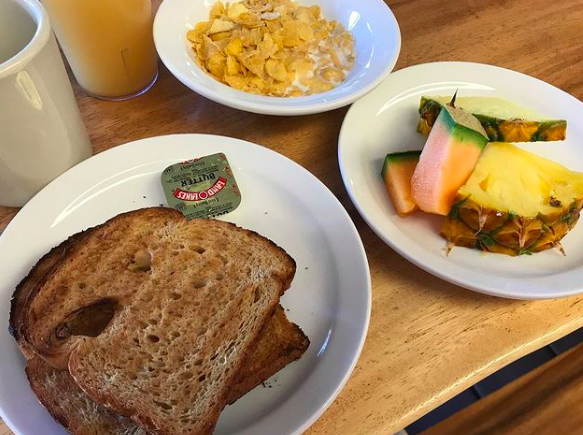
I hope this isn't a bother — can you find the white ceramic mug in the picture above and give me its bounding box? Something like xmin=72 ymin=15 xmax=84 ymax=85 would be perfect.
xmin=0 ymin=0 xmax=92 ymax=207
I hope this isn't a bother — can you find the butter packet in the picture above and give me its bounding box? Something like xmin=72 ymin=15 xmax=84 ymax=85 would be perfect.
xmin=161 ymin=153 xmax=241 ymax=219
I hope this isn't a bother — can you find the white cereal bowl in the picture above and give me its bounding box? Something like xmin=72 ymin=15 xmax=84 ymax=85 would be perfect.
xmin=153 ymin=0 xmax=401 ymax=116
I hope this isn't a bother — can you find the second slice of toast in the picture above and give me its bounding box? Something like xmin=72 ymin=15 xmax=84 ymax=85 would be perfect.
xmin=26 ymin=305 xmax=308 ymax=435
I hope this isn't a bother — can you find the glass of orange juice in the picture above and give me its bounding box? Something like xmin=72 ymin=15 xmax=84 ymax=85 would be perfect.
xmin=41 ymin=0 xmax=158 ymax=100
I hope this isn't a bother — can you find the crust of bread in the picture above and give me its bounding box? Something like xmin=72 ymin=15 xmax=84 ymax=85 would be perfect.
xmin=227 ymin=305 xmax=309 ymax=404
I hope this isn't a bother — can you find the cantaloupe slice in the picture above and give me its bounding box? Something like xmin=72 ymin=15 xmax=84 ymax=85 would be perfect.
xmin=411 ymin=100 xmax=489 ymax=215
xmin=381 ymin=151 xmax=421 ymax=217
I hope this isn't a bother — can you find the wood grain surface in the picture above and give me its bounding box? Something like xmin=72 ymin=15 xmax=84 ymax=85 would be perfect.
xmin=421 ymin=343 xmax=583 ymax=435
xmin=3 ymin=0 xmax=583 ymax=434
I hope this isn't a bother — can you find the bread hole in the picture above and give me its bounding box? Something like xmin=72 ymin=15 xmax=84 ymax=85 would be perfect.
xmin=78 ymin=282 xmax=87 ymax=290
xmin=178 ymin=244 xmax=185 ymax=249
xmin=133 ymin=338 xmax=140 ymax=345
xmin=196 ymin=327 xmax=207 ymax=336
xmin=147 ymin=334 xmax=160 ymax=343
xmin=180 ymin=371 xmax=194 ymax=380
xmin=238 ymin=321 xmax=245 ymax=330
xmin=139 ymin=321 xmax=148 ymax=329
xmin=215 ymin=272 xmax=224 ymax=281
xmin=198 ymin=374 xmax=206 ymax=382
xmin=192 ymin=279 xmax=207 ymax=289
xmin=152 ymin=278 xmax=160 ymax=286
xmin=210 ymin=353 xmax=218 ymax=361
xmin=55 ymin=299 xmax=117 ymax=339
xmin=172 ymin=251 xmax=179 ymax=256
xmin=154 ymin=400 xmax=172 ymax=410
xmin=148 ymin=318 xmax=158 ymax=326
xmin=193 ymin=358 xmax=203 ymax=366
xmin=254 ymin=287 xmax=263 ymax=303
xmin=191 ymin=246 xmax=206 ymax=254
xmin=170 ymin=331 xmax=181 ymax=339
xmin=169 ymin=292 xmax=182 ymax=300
xmin=128 ymin=249 xmax=152 ymax=273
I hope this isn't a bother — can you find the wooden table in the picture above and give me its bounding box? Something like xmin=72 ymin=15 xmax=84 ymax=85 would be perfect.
xmin=421 ymin=343 xmax=583 ymax=435
xmin=3 ymin=0 xmax=583 ymax=434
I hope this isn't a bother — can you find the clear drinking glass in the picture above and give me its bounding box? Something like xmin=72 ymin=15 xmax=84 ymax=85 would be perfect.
xmin=41 ymin=0 xmax=159 ymax=100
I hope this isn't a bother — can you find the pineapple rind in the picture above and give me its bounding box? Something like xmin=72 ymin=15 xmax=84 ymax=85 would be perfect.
xmin=443 ymin=197 xmax=583 ymax=256
xmin=418 ymin=97 xmax=567 ymax=142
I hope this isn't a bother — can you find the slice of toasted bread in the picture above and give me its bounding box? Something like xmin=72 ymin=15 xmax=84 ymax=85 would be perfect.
xmin=26 ymin=305 xmax=308 ymax=435
xmin=17 ymin=207 xmax=296 ymax=435
xmin=227 ymin=304 xmax=309 ymax=404
xmin=26 ymin=356 xmax=150 ymax=435
xmin=11 ymin=214 xmax=309 ymax=435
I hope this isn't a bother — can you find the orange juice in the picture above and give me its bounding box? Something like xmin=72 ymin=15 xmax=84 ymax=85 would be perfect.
xmin=42 ymin=0 xmax=158 ymax=99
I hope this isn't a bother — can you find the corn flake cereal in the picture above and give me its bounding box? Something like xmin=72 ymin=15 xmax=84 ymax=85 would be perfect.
xmin=187 ymin=0 xmax=356 ymax=97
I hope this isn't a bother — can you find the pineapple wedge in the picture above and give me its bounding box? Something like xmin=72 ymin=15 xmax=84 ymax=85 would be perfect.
xmin=418 ymin=96 xmax=567 ymax=142
xmin=441 ymin=142 xmax=583 ymax=256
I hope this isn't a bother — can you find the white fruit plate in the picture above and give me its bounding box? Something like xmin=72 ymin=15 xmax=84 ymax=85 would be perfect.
xmin=339 ymin=61 xmax=583 ymax=300
xmin=0 ymin=135 xmax=371 ymax=435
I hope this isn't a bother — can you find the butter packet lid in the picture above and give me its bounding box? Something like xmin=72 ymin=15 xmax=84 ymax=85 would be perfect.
xmin=161 ymin=153 xmax=241 ymax=220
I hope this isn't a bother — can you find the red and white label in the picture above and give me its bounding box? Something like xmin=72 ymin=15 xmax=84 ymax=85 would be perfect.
xmin=173 ymin=177 xmax=227 ymax=201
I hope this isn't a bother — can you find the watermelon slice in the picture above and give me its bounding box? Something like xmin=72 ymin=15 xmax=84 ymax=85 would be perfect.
xmin=411 ymin=99 xmax=489 ymax=216
xmin=381 ymin=151 xmax=421 ymax=217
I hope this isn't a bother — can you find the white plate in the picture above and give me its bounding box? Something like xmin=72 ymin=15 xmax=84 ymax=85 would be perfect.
xmin=339 ymin=61 xmax=583 ymax=300
xmin=153 ymin=0 xmax=400 ymax=116
xmin=0 ymin=134 xmax=371 ymax=435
